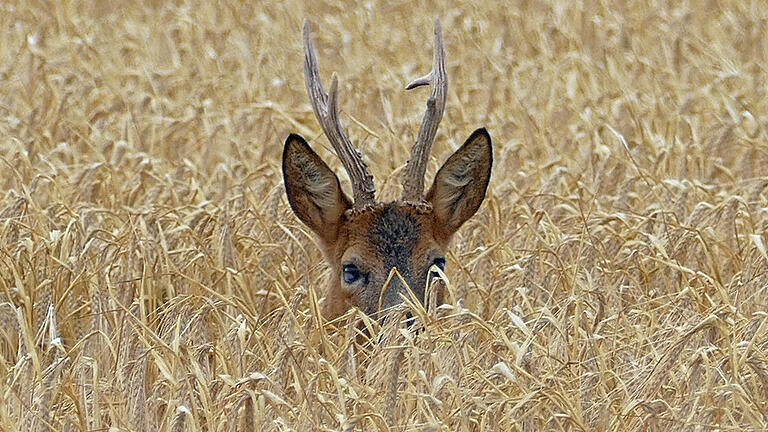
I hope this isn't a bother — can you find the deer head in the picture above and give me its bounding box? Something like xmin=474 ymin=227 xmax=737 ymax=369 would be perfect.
xmin=283 ymin=20 xmax=492 ymax=321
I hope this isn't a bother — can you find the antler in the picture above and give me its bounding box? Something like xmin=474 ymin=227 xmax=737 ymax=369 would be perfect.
xmin=303 ymin=20 xmax=376 ymax=208
xmin=401 ymin=19 xmax=447 ymax=202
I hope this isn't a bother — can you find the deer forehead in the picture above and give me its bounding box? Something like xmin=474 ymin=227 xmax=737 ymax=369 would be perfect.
xmin=338 ymin=203 xmax=438 ymax=266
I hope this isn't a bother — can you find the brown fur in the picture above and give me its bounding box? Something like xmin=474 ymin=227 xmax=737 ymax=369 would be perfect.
xmin=283 ymin=128 xmax=492 ymax=320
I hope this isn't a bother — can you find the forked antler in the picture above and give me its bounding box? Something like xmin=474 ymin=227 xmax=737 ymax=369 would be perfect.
xmin=303 ymin=20 xmax=376 ymax=208
xmin=402 ymin=19 xmax=447 ymax=202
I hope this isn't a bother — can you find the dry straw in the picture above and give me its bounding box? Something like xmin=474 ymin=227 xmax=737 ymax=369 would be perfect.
xmin=0 ymin=1 xmax=767 ymax=430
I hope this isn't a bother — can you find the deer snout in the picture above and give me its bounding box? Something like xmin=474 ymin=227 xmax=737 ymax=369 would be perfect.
xmin=378 ymin=267 xmax=423 ymax=317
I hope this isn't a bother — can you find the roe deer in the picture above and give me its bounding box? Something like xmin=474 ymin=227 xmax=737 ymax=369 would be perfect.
xmin=283 ymin=20 xmax=492 ymax=321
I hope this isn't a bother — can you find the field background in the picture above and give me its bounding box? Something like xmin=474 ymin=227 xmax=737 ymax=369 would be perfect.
xmin=1 ymin=0 xmax=767 ymax=430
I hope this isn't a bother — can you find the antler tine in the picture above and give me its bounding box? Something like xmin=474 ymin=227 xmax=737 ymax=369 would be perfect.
xmin=302 ymin=20 xmax=376 ymax=207
xmin=402 ymin=19 xmax=447 ymax=202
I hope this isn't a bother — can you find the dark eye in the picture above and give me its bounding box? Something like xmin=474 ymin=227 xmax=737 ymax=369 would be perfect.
xmin=343 ymin=264 xmax=361 ymax=284
xmin=430 ymin=257 xmax=446 ymax=279
xmin=432 ymin=257 xmax=446 ymax=272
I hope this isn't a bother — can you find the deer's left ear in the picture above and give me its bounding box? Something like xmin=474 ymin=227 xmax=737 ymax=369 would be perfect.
xmin=426 ymin=128 xmax=492 ymax=238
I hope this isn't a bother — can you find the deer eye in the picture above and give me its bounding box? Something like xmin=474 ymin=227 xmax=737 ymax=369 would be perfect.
xmin=343 ymin=264 xmax=361 ymax=284
xmin=430 ymin=257 xmax=446 ymax=279
xmin=432 ymin=257 xmax=446 ymax=272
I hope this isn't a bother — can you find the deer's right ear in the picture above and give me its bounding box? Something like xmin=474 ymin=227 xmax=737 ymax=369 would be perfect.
xmin=283 ymin=134 xmax=351 ymax=242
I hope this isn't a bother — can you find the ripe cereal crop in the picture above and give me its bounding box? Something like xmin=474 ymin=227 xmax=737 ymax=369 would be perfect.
xmin=0 ymin=1 xmax=767 ymax=430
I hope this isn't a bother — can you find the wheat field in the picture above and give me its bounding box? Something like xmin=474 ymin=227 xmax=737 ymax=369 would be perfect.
xmin=0 ymin=0 xmax=767 ymax=430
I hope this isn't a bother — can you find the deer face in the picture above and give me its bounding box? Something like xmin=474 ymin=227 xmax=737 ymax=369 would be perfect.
xmin=282 ymin=20 xmax=492 ymax=321
xmin=325 ymin=202 xmax=446 ymax=319
xmin=283 ymin=129 xmax=492 ymax=320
